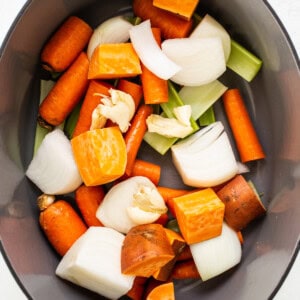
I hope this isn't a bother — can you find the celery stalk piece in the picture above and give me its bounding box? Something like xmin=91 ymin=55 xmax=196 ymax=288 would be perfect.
xmin=178 ymin=80 xmax=227 ymax=120
xmin=161 ymin=81 xmax=199 ymax=132
xmin=33 ymin=80 xmax=55 ymax=155
xmin=226 ymin=39 xmax=263 ymax=82
xmin=64 ymin=101 xmax=82 ymax=139
xmin=199 ymin=106 xmax=216 ymax=126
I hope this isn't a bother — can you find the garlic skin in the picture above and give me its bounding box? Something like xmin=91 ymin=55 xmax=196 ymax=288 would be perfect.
xmin=90 ymin=89 xmax=135 ymax=132
xmin=96 ymin=176 xmax=167 ymax=234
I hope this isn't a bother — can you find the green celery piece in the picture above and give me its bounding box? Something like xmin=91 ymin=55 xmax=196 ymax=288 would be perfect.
xmin=64 ymin=101 xmax=82 ymax=139
xmin=178 ymin=80 xmax=227 ymax=120
xmin=161 ymin=81 xmax=199 ymax=132
xmin=199 ymin=106 xmax=216 ymax=126
xmin=33 ymin=80 xmax=55 ymax=155
xmin=226 ymin=39 xmax=263 ymax=82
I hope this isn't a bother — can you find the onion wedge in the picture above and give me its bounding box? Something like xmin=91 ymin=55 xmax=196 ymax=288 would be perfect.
xmin=129 ymin=20 xmax=181 ymax=80
xmin=162 ymin=37 xmax=226 ymax=86
xmin=26 ymin=128 xmax=82 ymax=195
xmin=171 ymin=121 xmax=238 ymax=187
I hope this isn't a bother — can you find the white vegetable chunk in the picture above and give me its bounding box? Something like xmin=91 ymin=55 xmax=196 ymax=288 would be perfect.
xmin=25 ymin=128 xmax=82 ymax=195
xmin=56 ymin=227 xmax=134 ymax=299
xmin=171 ymin=121 xmax=238 ymax=187
xmin=87 ymin=16 xmax=133 ymax=60
xmin=96 ymin=176 xmax=167 ymax=233
xmin=190 ymin=222 xmax=242 ymax=281
xmin=162 ymin=37 xmax=226 ymax=86
xmin=129 ymin=20 xmax=181 ymax=80
xmin=190 ymin=14 xmax=231 ymax=61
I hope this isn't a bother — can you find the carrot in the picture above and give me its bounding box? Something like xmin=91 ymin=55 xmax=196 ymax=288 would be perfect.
xmin=146 ymin=282 xmax=175 ymax=300
xmin=140 ymin=28 xmax=168 ymax=105
xmin=237 ymin=231 xmax=244 ymax=245
xmin=71 ymin=127 xmax=127 ymax=186
xmin=153 ymin=0 xmax=199 ymax=20
xmin=170 ymin=259 xmax=200 ymax=280
xmin=127 ymin=276 xmax=148 ymax=300
xmin=88 ymin=43 xmax=142 ymax=80
xmin=216 ymin=175 xmax=266 ymax=231
xmin=173 ymin=188 xmax=225 ymax=244
xmin=39 ymin=52 xmax=89 ymax=127
xmin=154 ymin=213 xmax=169 ymax=227
xmin=121 ymin=223 xmax=175 ymax=277
xmin=75 ymin=184 xmax=105 ymax=227
xmin=133 ymin=0 xmax=194 ymax=39
xmin=124 ymin=104 xmax=153 ymax=176
xmin=176 ymin=245 xmax=193 ymax=261
xmin=39 ymin=199 xmax=87 ymax=256
xmin=116 ymin=79 xmax=143 ymax=109
xmin=72 ymin=80 xmax=112 ymax=137
xmin=130 ymin=159 xmax=161 ymax=185
xmin=153 ymin=228 xmax=186 ymax=281
xmin=223 ymin=88 xmax=266 ymax=163
xmin=41 ymin=16 xmax=93 ymax=72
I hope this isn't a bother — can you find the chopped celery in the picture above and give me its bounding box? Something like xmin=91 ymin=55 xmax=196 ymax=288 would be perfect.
xmin=178 ymin=80 xmax=227 ymax=120
xmin=33 ymin=80 xmax=55 ymax=155
xmin=199 ymin=106 xmax=216 ymax=126
xmin=226 ymin=39 xmax=263 ymax=82
xmin=64 ymin=101 xmax=82 ymax=139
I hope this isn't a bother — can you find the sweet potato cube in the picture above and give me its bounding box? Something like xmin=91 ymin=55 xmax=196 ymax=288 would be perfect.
xmin=88 ymin=43 xmax=142 ymax=79
xmin=173 ymin=188 xmax=225 ymax=244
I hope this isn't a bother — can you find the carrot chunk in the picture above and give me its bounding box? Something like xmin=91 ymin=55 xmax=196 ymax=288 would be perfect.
xmin=131 ymin=159 xmax=161 ymax=186
xmin=173 ymin=188 xmax=225 ymax=244
xmin=170 ymin=259 xmax=200 ymax=280
xmin=146 ymin=282 xmax=175 ymax=300
xmin=71 ymin=127 xmax=127 ymax=186
xmin=41 ymin=16 xmax=93 ymax=72
xmin=88 ymin=43 xmax=142 ymax=79
xmin=116 ymin=79 xmax=143 ymax=109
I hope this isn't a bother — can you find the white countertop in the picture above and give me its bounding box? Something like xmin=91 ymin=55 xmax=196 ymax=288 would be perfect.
xmin=0 ymin=0 xmax=299 ymax=299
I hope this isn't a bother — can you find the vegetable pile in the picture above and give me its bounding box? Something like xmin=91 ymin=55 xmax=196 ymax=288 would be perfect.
xmin=25 ymin=0 xmax=267 ymax=299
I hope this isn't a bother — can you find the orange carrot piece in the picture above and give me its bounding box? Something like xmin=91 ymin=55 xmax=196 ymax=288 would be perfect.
xmin=121 ymin=223 xmax=175 ymax=277
xmin=124 ymin=104 xmax=153 ymax=176
xmin=154 ymin=213 xmax=169 ymax=227
xmin=223 ymin=89 xmax=266 ymax=163
xmin=173 ymin=188 xmax=225 ymax=244
xmin=141 ymin=28 xmax=168 ymax=105
xmin=88 ymin=43 xmax=142 ymax=80
xmin=153 ymin=0 xmax=199 ymax=20
xmin=71 ymin=127 xmax=127 ymax=186
xmin=237 ymin=231 xmax=244 ymax=245
xmin=133 ymin=0 xmax=193 ymax=39
xmin=176 ymin=245 xmax=193 ymax=261
xmin=216 ymin=175 xmax=266 ymax=231
xmin=41 ymin=16 xmax=93 ymax=72
xmin=72 ymin=80 xmax=113 ymax=137
xmin=39 ymin=200 xmax=87 ymax=256
xmin=130 ymin=159 xmax=161 ymax=185
xmin=39 ymin=52 xmax=89 ymax=126
xmin=75 ymin=184 xmax=105 ymax=227
xmin=170 ymin=259 xmax=200 ymax=280
xmin=146 ymin=282 xmax=175 ymax=300
xmin=127 ymin=276 xmax=148 ymax=300
xmin=117 ymin=79 xmax=143 ymax=109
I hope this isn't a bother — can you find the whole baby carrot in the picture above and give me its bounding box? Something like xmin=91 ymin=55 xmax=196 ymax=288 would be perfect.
xmin=39 ymin=52 xmax=89 ymax=127
xmin=39 ymin=199 xmax=87 ymax=256
xmin=141 ymin=28 xmax=169 ymax=105
xmin=75 ymin=184 xmax=105 ymax=227
xmin=41 ymin=16 xmax=93 ymax=72
xmin=222 ymin=89 xmax=266 ymax=163
xmin=116 ymin=79 xmax=143 ymax=109
xmin=124 ymin=104 xmax=153 ymax=176
xmin=131 ymin=159 xmax=161 ymax=185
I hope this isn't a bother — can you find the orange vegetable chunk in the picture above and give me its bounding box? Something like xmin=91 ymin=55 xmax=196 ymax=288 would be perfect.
xmin=146 ymin=282 xmax=175 ymax=300
xmin=71 ymin=127 xmax=127 ymax=186
xmin=173 ymin=188 xmax=225 ymax=244
xmin=88 ymin=43 xmax=142 ymax=79
xmin=153 ymin=0 xmax=199 ymax=20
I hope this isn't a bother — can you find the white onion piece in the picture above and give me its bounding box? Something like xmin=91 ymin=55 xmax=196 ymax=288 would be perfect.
xmin=25 ymin=128 xmax=82 ymax=195
xmin=87 ymin=16 xmax=133 ymax=60
xmin=237 ymin=161 xmax=250 ymax=174
xmin=56 ymin=227 xmax=134 ymax=299
xmin=190 ymin=222 xmax=242 ymax=281
xmin=129 ymin=20 xmax=181 ymax=80
xmin=162 ymin=37 xmax=226 ymax=86
xmin=171 ymin=121 xmax=238 ymax=187
xmin=96 ymin=176 xmax=167 ymax=233
xmin=190 ymin=14 xmax=231 ymax=61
